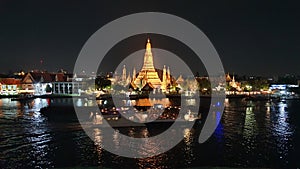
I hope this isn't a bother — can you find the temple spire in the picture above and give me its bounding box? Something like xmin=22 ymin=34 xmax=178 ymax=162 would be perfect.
xmin=162 ymin=65 xmax=167 ymax=90
xmin=142 ymin=38 xmax=155 ymax=71
xmin=122 ymin=65 xmax=126 ymax=82
xmin=132 ymin=67 xmax=136 ymax=81
xmin=146 ymin=38 xmax=151 ymax=51
xmin=133 ymin=38 xmax=162 ymax=88
xmin=167 ymin=66 xmax=171 ymax=84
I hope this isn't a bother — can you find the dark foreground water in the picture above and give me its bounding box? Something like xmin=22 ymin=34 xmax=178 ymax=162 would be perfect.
xmin=0 ymin=98 xmax=299 ymax=168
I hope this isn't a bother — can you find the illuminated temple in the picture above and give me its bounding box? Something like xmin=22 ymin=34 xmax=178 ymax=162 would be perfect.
xmin=129 ymin=38 xmax=171 ymax=91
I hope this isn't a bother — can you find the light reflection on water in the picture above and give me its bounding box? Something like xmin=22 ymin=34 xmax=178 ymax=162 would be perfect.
xmin=0 ymin=98 xmax=52 ymax=168
xmin=271 ymin=101 xmax=295 ymax=161
xmin=221 ymin=98 xmax=298 ymax=168
xmin=0 ymin=98 xmax=299 ymax=168
xmin=183 ymin=128 xmax=195 ymax=165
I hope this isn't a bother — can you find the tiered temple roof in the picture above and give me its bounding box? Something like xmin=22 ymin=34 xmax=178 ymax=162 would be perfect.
xmin=133 ymin=39 xmax=162 ymax=88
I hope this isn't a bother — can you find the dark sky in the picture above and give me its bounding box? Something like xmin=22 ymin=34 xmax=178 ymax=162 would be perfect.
xmin=0 ymin=0 xmax=299 ymax=76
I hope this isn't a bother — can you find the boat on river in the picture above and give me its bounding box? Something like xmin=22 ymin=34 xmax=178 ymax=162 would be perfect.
xmin=11 ymin=94 xmax=35 ymax=102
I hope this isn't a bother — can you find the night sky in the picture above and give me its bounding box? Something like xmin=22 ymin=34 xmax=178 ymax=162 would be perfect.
xmin=0 ymin=0 xmax=299 ymax=76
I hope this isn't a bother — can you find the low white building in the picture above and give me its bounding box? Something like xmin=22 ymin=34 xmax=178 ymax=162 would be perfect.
xmin=21 ymin=72 xmax=86 ymax=96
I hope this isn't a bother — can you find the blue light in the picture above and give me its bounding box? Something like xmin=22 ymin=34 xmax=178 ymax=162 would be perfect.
xmin=216 ymin=111 xmax=221 ymax=122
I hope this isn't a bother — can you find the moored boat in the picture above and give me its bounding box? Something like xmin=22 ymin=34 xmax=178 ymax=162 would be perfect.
xmin=11 ymin=94 xmax=35 ymax=101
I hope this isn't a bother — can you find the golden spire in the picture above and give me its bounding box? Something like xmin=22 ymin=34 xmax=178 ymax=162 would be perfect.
xmin=142 ymin=38 xmax=155 ymax=71
xmin=133 ymin=38 xmax=162 ymax=88
xmin=122 ymin=65 xmax=126 ymax=82
xmin=146 ymin=38 xmax=151 ymax=51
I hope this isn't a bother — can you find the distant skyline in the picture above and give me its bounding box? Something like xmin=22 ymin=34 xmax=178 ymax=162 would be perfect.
xmin=0 ymin=1 xmax=300 ymax=76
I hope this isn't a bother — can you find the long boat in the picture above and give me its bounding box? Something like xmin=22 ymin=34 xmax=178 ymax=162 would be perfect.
xmin=11 ymin=94 xmax=35 ymax=101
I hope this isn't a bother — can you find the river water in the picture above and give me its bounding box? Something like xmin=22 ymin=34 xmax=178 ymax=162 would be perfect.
xmin=0 ymin=97 xmax=299 ymax=168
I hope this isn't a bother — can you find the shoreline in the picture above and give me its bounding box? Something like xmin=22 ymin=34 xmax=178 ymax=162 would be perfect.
xmin=1 ymin=93 xmax=295 ymax=101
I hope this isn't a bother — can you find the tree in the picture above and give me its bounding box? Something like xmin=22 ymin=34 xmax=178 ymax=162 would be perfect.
xmin=197 ymin=78 xmax=211 ymax=95
xmin=249 ymin=79 xmax=269 ymax=91
xmin=95 ymin=77 xmax=111 ymax=90
xmin=241 ymin=82 xmax=252 ymax=92
xmin=175 ymin=86 xmax=181 ymax=94
xmin=45 ymin=84 xmax=52 ymax=93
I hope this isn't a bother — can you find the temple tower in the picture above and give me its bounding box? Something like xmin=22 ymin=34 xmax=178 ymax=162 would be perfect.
xmin=132 ymin=67 xmax=136 ymax=81
xmin=134 ymin=38 xmax=162 ymax=88
xmin=162 ymin=65 xmax=167 ymax=90
xmin=167 ymin=66 xmax=171 ymax=84
xmin=122 ymin=65 xmax=126 ymax=82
